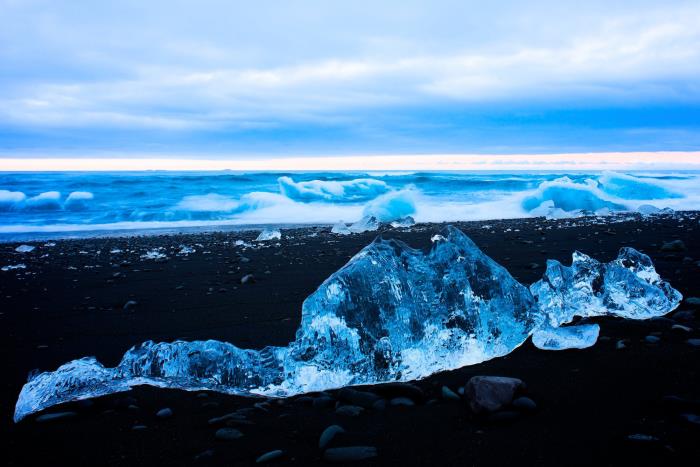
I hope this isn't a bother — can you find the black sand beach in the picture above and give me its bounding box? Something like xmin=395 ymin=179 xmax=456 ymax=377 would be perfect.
xmin=3 ymin=214 xmax=700 ymax=466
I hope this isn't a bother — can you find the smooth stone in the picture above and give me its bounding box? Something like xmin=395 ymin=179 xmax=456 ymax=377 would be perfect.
xmin=324 ymin=446 xmax=378 ymax=462
xmin=336 ymin=405 xmax=364 ymax=416
xmin=371 ymin=399 xmax=386 ymax=411
xmin=240 ymin=274 xmax=255 ymax=284
xmin=215 ymin=427 xmax=243 ymax=440
xmin=441 ymin=386 xmax=461 ymax=401
xmin=680 ymin=413 xmax=700 ymax=425
xmin=35 ymin=411 xmax=77 ymax=422
xmin=684 ymin=297 xmax=700 ymax=306
xmin=256 ymin=450 xmax=284 ymax=463
xmin=337 ymin=388 xmax=381 ymax=408
xmin=312 ymin=396 xmax=336 ymax=409
xmin=487 ymin=410 xmax=520 ymax=423
xmin=156 ymin=407 xmax=173 ymax=418
xmin=662 ymin=395 xmax=700 ymax=412
xmin=671 ymin=324 xmax=692 ymax=332
xmin=512 ymin=396 xmax=537 ymax=411
xmin=465 ymin=376 xmax=524 ymax=414
xmin=372 ymin=382 xmax=424 ymax=402
xmin=390 ymin=397 xmax=415 ymax=407
xmin=132 ymin=424 xmax=148 ymax=431
xmin=687 ymin=338 xmax=700 ymax=347
xmin=644 ymin=335 xmax=661 ymax=344
xmin=660 ymin=240 xmax=686 ymax=252
xmin=123 ymin=300 xmax=138 ymax=310
xmin=627 ymin=434 xmax=659 ymax=442
xmin=208 ymin=412 xmax=247 ymax=425
xmin=673 ymin=310 xmax=695 ymax=322
xmin=319 ymin=424 xmax=345 ymax=449
xmin=615 ymin=340 xmax=626 ymax=350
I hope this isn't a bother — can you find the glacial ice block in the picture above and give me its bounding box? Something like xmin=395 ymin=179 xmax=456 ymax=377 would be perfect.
xmin=256 ymin=228 xmax=282 ymax=241
xmin=14 ymin=226 xmax=681 ymax=422
xmin=532 ymin=324 xmax=600 ymax=350
xmin=531 ymin=248 xmax=682 ymax=327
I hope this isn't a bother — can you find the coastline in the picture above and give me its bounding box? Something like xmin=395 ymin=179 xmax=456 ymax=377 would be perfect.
xmin=3 ymin=213 xmax=700 ymax=465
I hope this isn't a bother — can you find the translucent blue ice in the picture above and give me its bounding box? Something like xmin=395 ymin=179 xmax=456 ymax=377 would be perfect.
xmin=532 ymin=324 xmax=600 ymax=350
xmin=14 ymin=226 xmax=681 ymax=421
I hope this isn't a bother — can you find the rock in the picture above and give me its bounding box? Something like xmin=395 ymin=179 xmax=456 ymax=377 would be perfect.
xmin=662 ymin=395 xmax=700 ymax=412
xmin=660 ymin=240 xmax=686 ymax=252
xmin=123 ymin=300 xmax=138 ymax=311
xmin=627 ymin=434 xmax=659 ymax=442
xmin=372 ymin=382 xmax=424 ymax=402
xmin=671 ymin=324 xmax=692 ymax=332
xmin=324 ymin=446 xmax=378 ymax=462
xmin=441 ymin=386 xmax=461 ymax=401
xmin=673 ymin=310 xmax=695 ymax=322
xmin=615 ymin=340 xmax=626 ymax=350
xmin=512 ymin=396 xmax=537 ymax=411
xmin=644 ymin=335 xmax=661 ymax=344
xmin=335 ymin=405 xmax=364 ymax=416
xmin=208 ymin=412 xmax=247 ymax=425
xmin=319 ymin=424 xmax=345 ymax=449
xmin=194 ymin=449 xmax=215 ymax=461
xmin=680 ymin=413 xmax=700 ymax=425
xmin=312 ymin=396 xmax=335 ymax=409
xmin=686 ymin=297 xmax=700 ymax=307
xmin=687 ymin=339 xmax=700 ymax=347
xmin=35 ymin=411 xmax=77 ymax=422
xmin=132 ymin=424 xmax=148 ymax=431
xmin=215 ymin=427 xmax=243 ymax=440
xmin=371 ymin=399 xmax=386 ymax=411
xmin=526 ymin=263 xmax=540 ymax=270
xmin=256 ymin=450 xmax=284 ymax=463
xmin=465 ymin=376 xmax=524 ymax=413
xmin=156 ymin=407 xmax=173 ymax=418
xmin=389 ymin=397 xmax=415 ymax=407
xmin=337 ymin=388 xmax=381 ymax=408
xmin=241 ymin=274 xmax=255 ymax=285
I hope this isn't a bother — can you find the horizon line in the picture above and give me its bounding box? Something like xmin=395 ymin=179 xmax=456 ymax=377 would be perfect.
xmin=1 ymin=151 xmax=700 ymax=171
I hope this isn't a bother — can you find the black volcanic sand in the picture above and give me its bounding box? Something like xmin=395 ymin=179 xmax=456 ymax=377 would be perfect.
xmin=2 ymin=214 xmax=700 ymax=466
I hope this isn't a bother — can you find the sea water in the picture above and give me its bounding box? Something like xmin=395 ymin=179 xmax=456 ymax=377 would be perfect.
xmin=0 ymin=170 xmax=699 ymax=240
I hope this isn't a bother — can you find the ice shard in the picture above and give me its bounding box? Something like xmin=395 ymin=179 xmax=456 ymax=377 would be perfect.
xmin=14 ymin=226 xmax=681 ymax=422
xmin=256 ymin=228 xmax=282 ymax=241
xmin=532 ymin=324 xmax=600 ymax=350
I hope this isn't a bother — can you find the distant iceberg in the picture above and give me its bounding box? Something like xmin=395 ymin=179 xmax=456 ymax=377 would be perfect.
xmin=14 ymin=227 xmax=681 ymax=422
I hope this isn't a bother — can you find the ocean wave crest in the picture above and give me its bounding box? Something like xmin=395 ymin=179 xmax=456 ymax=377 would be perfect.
xmin=278 ymin=176 xmax=389 ymax=202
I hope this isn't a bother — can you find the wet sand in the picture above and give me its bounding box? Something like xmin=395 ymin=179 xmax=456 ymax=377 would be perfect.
xmin=2 ymin=213 xmax=700 ymax=466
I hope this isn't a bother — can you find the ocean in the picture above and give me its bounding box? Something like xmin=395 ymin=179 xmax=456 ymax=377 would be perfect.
xmin=1 ymin=170 xmax=699 ymax=241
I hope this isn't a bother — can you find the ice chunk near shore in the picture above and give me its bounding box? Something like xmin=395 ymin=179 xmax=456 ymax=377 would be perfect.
xmin=331 ymin=221 xmax=351 ymax=235
xmin=348 ymin=216 xmax=380 ymax=233
xmin=531 ymin=248 xmax=682 ymax=327
xmin=13 ymin=226 xmax=681 ymax=422
xmin=638 ymin=204 xmax=660 ymax=215
xmin=256 ymin=228 xmax=281 ymax=241
xmin=2 ymin=263 xmax=27 ymax=272
xmin=141 ymin=249 xmax=167 ymax=260
xmin=390 ymin=216 xmax=416 ymax=228
xmin=15 ymin=245 xmax=35 ymax=253
xmin=532 ymin=324 xmax=600 ymax=350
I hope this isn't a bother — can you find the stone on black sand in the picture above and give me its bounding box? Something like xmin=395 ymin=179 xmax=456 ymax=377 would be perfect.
xmin=156 ymin=407 xmax=173 ymax=418
xmin=645 ymin=335 xmax=661 ymax=344
xmin=336 ymin=405 xmax=364 ymax=416
xmin=215 ymin=427 xmax=243 ymax=440
xmin=512 ymin=396 xmax=537 ymax=411
xmin=337 ymin=387 xmax=381 ymax=408
xmin=687 ymin=338 xmax=700 ymax=347
xmin=390 ymin=397 xmax=415 ymax=407
xmin=686 ymin=297 xmax=700 ymax=307
xmin=123 ymin=300 xmax=138 ymax=311
xmin=465 ymin=376 xmax=524 ymax=413
xmin=441 ymin=385 xmax=461 ymax=401
xmin=488 ymin=410 xmax=520 ymax=423
xmin=312 ymin=395 xmax=335 ymax=409
xmin=35 ymin=411 xmax=77 ymax=423
xmin=319 ymin=424 xmax=345 ymax=449
xmin=680 ymin=413 xmax=700 ymax=425
xmin=241 ymin=274 xmax=255 ymax=284
xmin=324 ymin=446 xmax=378 ymax=462
xmin=660 ymin=240 xmax=686 ymax=252
xmin=256 ymin=450 xmax=284 ymax=463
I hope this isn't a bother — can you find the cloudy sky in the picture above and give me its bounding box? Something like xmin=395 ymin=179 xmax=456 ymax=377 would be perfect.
xmin=1 ymin=0 xmax=699 ymax=158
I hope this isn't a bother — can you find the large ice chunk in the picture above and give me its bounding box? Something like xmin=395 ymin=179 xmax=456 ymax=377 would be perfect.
xmin=256 ymin=228 xmax=282 ymax=241
xmin=14 ymin=226 xmax=681 ymax=422
xmin=531 ymin=248 xmax=682 ymax=327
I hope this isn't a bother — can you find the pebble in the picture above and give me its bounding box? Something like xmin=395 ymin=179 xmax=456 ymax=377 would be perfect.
xmin=241 ymin=274 xmax=255 ymax=284
xmin=687 ymin=338 xmax=700 ymax=347
xmin=441 ymin=385 xmax=461 ymax=401
xmin=35 ymin=411 xmax=77 ymax=422
xmin=215 ymin=427 xmax=243 ymax=440
xmin=312 ymin=396 xmax=335 ymax=409
xmin=337 ymin=388 xmax=381 ymax=408
xmin=660 ymin=240 xmax=686 ymax=252
xmin=627 ymin=434 xmax=659 ymax=442
xmin=512 ymin=396 xmax=537 ymax=411
xmin=132 ymin=424 xmax=148 ymax=431
xmin=336 ymin=405 xmax=364 ymax=416
xmin=644 ymin=335 xmax=660 ymax=344
xmin=256 ymin=450 xmax=284 ymax=463
xmin=685 ymin=297 xmax=700 ymax=306
xmin=123 ymin=300 xmax=138 ymax=310
xmin=390 ymin=397 xmax=415 ymax=407
xmin=319 ymin=424 xmax=345 ymax=449
xmin=487 ymin=410 xmax=520 ymax=423
xmin=324 ymin=446 xmax=378 ymax=462
xmin=615 ymin=340 xmax=626 ymax=350
xmin=371 ymin=399 xmax=386 ymax=411
xmin=156 ymin=407 xmax=173 ymax=418
xmin=671 ymin=324 xmax=692 ymax=332
xmin=680 ymin=413 xmax=700 ymax=425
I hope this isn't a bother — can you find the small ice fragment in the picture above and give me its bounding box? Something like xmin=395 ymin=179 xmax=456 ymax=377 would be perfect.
xmin=44 ymin=242 xmax=56 ymax=247
xmin=532 ymin=324 xmax=600 ymax=350
xmin=390 ymin=216 xmax=416 ymax=228
xmin=140 ymin=249 xmax=167 ymax=260
xmin=256 ymin=228 xmax=281 ymax=241
xmin=638 ymin=204 xmax=660 ymax=215
xmin=481 ymin=225 xmax=492 ymax=229
xmin=2 ymin=263 xmax=27 ymax=272
xmin=348 ymin=216 xmax=380 ymax=233
xmin=594 ymin=207 xmax=611 ymax=217
xmin=15 ymin=245 xmax=35 ymax=253
xmin=430 ymin=234 xmax=445 ymax=243
xmin=178 ymin=245 xmax=195 ymax=255
xmin=331 ymin=221 xmax=351 ymax=235
xmin=109 ymin=249 xmax=122 ymax=254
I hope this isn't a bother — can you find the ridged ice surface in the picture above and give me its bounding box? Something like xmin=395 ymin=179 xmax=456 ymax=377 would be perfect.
xmin=532 ymin=324 xmax=600 ymax=350
xmin=14 ymin=226 xmax=681 ymax=421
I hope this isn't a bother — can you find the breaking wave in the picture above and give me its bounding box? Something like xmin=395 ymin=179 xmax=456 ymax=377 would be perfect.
xmin=278 ymin=176 xmax=389 ymax=202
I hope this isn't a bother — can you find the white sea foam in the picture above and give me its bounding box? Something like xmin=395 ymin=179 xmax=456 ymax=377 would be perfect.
xmin=278 ymin=176 xmax=389 ymax=202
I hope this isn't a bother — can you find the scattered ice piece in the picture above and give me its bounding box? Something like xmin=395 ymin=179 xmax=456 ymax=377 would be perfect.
xmin=44 ymin=242 xmax=56 ymax=247
xmin=637 ymin=204 xmax=660 ymax=215
xmin=234 ymin=239 xmax=253 ymax=248
xmin=390 ymin=216 xmax=416 ymax=228
xmin=594 ymin=207 xmax=611 ymax=217
xmin=109 ymin=249 xmax=122 ymax=254
xmin=348 ymin=216 xmax=379 ymax=233
xmin=15 ymin=245 xmax=35 ymax=253
xmin=481 ymin=225 xmax=492 ymax=229
xmin=532 ymin=324 xmax=600 ymax=350
xmin=430 ymin=234 xmax=445 ymax=243
xmin=2 ymin=263 xmax=27 ymax=272
xmin=256 ymin=228 xmax=281 ymax=241
xmin=178 ymin=245 xmax=195 ymax=255
xmin=140 ymin=249 xmax=167 ymax=260
xmin=331 ymin=221 xmax=351 ymax=235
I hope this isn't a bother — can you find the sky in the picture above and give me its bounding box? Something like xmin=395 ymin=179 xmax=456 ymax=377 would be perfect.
xmin=1 ymin=0 xmax=700 ymax=160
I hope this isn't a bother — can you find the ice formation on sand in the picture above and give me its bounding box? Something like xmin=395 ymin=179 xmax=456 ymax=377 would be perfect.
xmin=256 ymin=228 xmax=282 ymax=241
xmin=331 ymin=221 xmax=351 ymax=235
xmin=14 ymin=226 xmax=681 ymax=421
